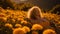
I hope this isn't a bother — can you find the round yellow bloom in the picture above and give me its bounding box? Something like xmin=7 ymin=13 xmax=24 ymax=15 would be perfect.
xmin=15 ymin=24 xmax=22 ymax=28
xmin=22 ymin=26 xmax=30 ymax=33
xmin=43 ymin=29 xmax=56 ymax=34
xmin=13 ymin=28 xmax=26 ymax=34
xmin=21 ymin=21 xmax=28 ymax=24
xmin=5 ymin=23 xmax=13 ymax=28
xmin=31 ymin=24 xmax=43 ymax=30
xmin=0 ymin=17 xmax=7 ymax=22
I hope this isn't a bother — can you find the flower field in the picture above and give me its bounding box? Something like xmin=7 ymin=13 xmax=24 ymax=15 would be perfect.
xmin=0 ymin=7 xmax=60 ymax=34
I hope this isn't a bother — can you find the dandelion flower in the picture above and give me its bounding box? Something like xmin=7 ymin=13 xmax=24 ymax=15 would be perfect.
xmin=31 ymin=24 xmax=43 ymax=30
xmin=22 ymin=26 xmax=30 ymax=33
xmin=15 ymin=24 xmax=22 ymax=28
xmin=0 ymin=17 xmax=7 ymax=22
xmin=5 ymin=23 xmax=13 ymax=28
xmin=43 ymin=29 xmax=56 ymax=34
xmin=21 ymin=21 xmax=28 ymax=24
xmin=13 ymin=28 xmax=26 ymax=34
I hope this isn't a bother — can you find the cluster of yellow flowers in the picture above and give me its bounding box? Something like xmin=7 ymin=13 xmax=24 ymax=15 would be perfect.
xmin=0 ymin=7 xmax=60 ymax=34
xmin=13 ymin=26 xmax=30 ymax=34
xmin=42 ymin=12 xmax=60 ymax=24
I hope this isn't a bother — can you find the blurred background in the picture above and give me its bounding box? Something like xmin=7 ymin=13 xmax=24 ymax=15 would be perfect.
xmin=0 ymin=0 xmax=60 ymax=10
xmin=0 ymin=0 xmax=60 ymax=14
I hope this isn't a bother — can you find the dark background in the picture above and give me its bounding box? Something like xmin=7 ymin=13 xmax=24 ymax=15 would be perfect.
xmin=28 ymin=0 xmax=60 ymax=11
xmin=0 ymin=0 xmax=60 ymax=11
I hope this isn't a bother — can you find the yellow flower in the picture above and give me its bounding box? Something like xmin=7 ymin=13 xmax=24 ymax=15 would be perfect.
xmin=15 ymin=24 xmax=22 ymax=28
xmin=5 ymin=23 xmax=13 ymax=28
xmin=21 ymin=21 xmax=28 ymax=24
xmin=31 ymin=24 xmax=43 ymax=30
xmin=43 ymin=29 xmax=56 ymax=34
xmin=22 ymin=26 xmax=30 ymax=33
xmin=0 ymin=17 xmax=7 ymax=22
xmin=13 ymin=28 xmax=26 ymax=34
